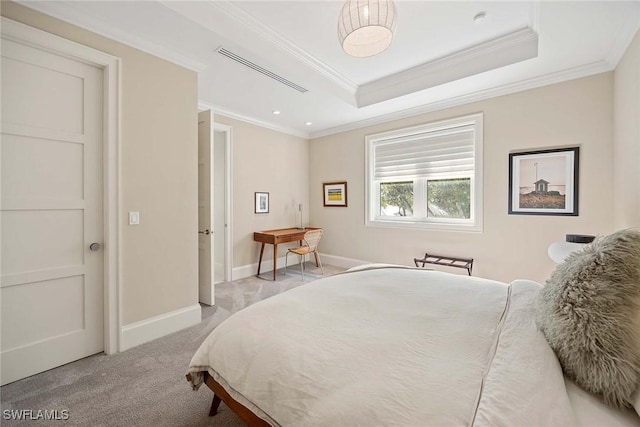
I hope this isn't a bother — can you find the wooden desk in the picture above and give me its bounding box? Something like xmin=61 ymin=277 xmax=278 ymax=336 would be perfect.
xmin=254 ymin=227 xmax=321 ymax=280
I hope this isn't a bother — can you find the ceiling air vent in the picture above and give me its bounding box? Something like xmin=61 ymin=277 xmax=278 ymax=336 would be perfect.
xmin=216 ymin=47 xmax=308 ymax=93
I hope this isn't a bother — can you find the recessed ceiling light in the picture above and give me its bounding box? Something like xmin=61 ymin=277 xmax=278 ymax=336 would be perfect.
xmin=473 ymin=12 xmax=486 ymax=24
xmin=305 ymin=122 xmax=313 ymax=126
xmin=273 ymin=110 xmax=281 ymax=115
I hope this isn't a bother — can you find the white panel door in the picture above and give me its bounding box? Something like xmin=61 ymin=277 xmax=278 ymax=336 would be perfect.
xmin=197 ymin=110 xmax=214 ymax=305
xmin=1 ymin=37 xmax=104 ymax=385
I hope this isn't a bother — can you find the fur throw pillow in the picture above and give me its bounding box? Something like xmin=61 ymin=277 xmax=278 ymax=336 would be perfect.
xmin=536 ymin=229 xmax=640 ymax=408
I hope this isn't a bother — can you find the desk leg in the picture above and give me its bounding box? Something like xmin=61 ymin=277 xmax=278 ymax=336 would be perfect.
xmin=257 ymin=243 xmax=266 ymax=276
xmin=273 ymin=244 xmax=278 ymax=281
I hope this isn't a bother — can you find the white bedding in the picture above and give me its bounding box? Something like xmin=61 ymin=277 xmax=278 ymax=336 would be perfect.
xmin=187 ymin=267 xmax=640 ymax=426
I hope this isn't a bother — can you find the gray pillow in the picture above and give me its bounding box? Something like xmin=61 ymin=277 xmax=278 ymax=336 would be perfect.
xmin=536 ymin=228 xmax=640 ymax=408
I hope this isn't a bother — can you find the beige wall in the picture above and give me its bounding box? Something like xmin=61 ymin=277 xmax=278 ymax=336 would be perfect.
xmin=2 ymin=2 xmax=199 ymax=325
xmin=213 ymin=115 xmax=309 ymax=269
xmin=310 ymin=73 xmax=615 ymax=284
xmin=614 ymin=29 xmax=640 ymax=229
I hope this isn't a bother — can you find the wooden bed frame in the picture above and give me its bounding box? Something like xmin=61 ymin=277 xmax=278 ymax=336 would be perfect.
xmin=203 ymin=372 xmax=271 ymax=426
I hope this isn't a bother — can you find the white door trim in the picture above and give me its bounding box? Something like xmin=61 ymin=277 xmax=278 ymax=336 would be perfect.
xmin=213 ymin=122 xmax=233 ymax=282
xmin=197 ymin=110 xmax=214 ymax=305
xmin=1 ymin=17 xmax=122 ymax=353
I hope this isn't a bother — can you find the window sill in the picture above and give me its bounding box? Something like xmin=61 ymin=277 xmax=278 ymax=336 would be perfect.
xmin=366 ymin=218 xmax=482 ymax=233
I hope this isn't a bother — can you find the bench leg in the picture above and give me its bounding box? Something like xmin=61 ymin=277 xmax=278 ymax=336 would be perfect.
xmin=209 ymin=394 xmax=222 ymax=416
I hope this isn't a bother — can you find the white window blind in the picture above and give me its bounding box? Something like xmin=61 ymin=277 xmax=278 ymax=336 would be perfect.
xmin=373 ymin=125 xmax=475 ymax=180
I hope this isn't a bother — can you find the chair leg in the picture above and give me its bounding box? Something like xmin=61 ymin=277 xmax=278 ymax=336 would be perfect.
xmin=300 ymin=254 xmax=304 ymax=280
xmin=285 ymin=251 xmax=289 ymax=275
xmin=315 ymin=251 xmax=324 ymax=275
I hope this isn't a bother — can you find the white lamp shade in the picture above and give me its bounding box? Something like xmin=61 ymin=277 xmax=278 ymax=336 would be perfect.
xmin=338 ymin=0 xmax=397 ymax=57
xmin=548 ymin=241 xmax=586 ymax=263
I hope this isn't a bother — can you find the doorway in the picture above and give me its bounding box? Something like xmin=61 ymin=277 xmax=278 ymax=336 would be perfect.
xmin=197 ymin=112 xmax=232 ymax=306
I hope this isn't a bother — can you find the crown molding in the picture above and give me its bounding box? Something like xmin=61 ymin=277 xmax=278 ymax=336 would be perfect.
xmin=311 ymin=60 xmax=612 ymax=139
xmin=198 ymin=101 xmax=310 ymax=140
xmin=15 ymin=0 xmax=208 ymax=72
xmin=22 ymin=0 xmax=631 ymax=141
xmin=357 ymin=27 xmax=539 ymax=107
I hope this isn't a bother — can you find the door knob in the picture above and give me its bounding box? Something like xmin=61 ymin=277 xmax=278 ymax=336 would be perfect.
xmin=198 ymin=229 xmax=210 ymax=235
xmin=89 ymin=242 xmax=101 ymax=251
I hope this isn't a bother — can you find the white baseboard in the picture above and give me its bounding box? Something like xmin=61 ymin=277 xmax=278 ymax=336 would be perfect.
xmin=233 ymin=253 xmax=373 ymax=280
xmin=121 ymin=303 xmax=202 ymax=351
xmin=318 ymin=253 xmax=371 ymax=269
xmin=233 ymin=255 xmax=297 ymax=280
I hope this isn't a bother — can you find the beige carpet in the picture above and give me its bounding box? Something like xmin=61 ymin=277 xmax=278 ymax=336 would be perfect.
xmin=0 ymin=263 xmax=345 ymax=426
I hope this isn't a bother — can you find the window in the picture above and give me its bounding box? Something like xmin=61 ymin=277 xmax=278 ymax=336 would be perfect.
xmin=366 ymin=113 xmax=483 ymax=232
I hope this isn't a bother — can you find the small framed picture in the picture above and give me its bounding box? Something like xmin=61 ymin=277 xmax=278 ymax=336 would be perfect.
xmin=255 ymin=192 xmax=269 ymax=214
xmin=323 ymin=181 xmax=348 ymax=207
xmin=508 ymin=147 xmax=579 ymax=216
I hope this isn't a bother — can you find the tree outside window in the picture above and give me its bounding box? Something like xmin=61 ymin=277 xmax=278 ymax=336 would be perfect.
xmin=427 ymin=178 xmax=470 ymax=219
xmin=380 ymin=181 xmax=413 ymax=216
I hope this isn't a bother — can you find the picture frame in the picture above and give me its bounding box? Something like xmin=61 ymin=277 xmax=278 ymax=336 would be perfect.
xmin=323 ymin=181 xmax=348 ymax=207
xmin=254 ymin=192 xmax=269 ymax=214
xmin=508 ymin=147 xmax=579 ymax=216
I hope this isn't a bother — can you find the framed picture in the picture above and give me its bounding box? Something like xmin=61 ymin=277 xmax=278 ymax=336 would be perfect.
xmin=323 ymin=181 xmax=348 ymax=207
xmin=508 ymin=147 xmax=579 ymax=216
xmin=255 ymin=192 xmax=269 ymax=214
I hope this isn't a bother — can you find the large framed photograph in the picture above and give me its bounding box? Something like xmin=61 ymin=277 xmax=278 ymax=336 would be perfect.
xmin=323 ymin=181 xmax=348 ymax=207
xmin=254 ymin=192 xmax=269 ymax=214
xmin=508 ymin=147 xmax=579 ymax=216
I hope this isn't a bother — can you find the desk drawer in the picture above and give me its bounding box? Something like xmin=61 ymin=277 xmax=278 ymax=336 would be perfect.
xmin=253 ymin=232 xmax=301 ymax=244
xmin=277 ymin=233 xmax=300 ymax=244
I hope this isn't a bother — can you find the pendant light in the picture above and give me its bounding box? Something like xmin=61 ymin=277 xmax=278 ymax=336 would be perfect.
xmin=338 ymin=0 xmax=397 ymax=58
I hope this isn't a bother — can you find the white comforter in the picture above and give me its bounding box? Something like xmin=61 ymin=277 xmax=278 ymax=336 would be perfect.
xmin=187 ymin=267 xmax=640 ymax=426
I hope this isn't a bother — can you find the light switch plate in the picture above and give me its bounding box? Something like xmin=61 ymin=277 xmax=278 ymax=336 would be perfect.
xmin=129 ymin=211 xmax=140 ymax=225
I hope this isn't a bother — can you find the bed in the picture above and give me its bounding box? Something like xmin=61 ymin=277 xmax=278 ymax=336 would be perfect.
xmin=186 ymin=231 xmax=640 ymax=426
